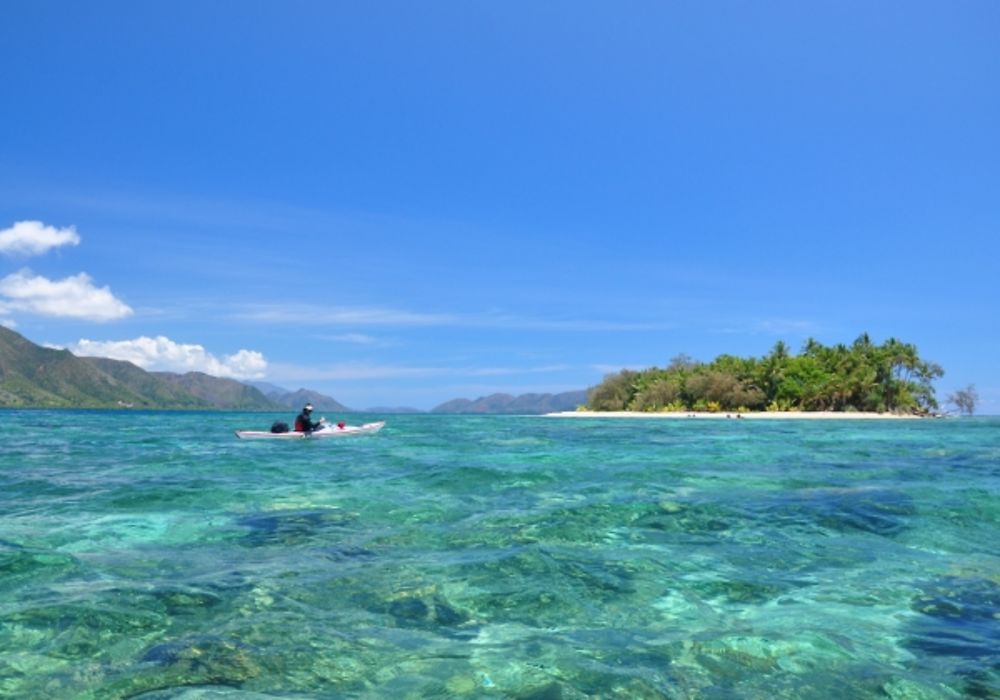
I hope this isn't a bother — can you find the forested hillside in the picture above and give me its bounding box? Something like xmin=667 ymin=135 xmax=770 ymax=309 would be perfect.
xmin=0 ymin=326 xmax=280 ymax=409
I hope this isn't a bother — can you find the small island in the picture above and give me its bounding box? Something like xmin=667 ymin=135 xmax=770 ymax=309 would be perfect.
xmin=566 ymin=334 xmax=946 ymax=418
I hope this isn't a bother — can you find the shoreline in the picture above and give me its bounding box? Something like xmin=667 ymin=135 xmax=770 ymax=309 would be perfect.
xmin=545 ymin=410 xmax=930 ymax=420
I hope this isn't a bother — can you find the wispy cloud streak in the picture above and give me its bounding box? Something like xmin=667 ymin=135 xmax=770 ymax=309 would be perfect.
xmin=234 ymin=304 xmax=668 ymax=333
xmin=268 ymin=361 xmax=575 ymax=383
xmin=235 ymin=305 xmax=456 ymax=326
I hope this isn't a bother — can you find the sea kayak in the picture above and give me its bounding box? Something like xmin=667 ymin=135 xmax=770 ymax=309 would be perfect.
xmin=235 ymin=421 xmax=386 ymax=440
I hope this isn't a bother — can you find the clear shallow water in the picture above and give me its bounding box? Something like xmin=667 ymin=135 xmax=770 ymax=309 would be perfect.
xmin=1 ymin=411 xmax=998 ymax=699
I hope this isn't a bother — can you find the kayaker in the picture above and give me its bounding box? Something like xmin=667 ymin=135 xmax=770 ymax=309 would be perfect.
xmin=294 ymin=403 xmax=324 ymax=433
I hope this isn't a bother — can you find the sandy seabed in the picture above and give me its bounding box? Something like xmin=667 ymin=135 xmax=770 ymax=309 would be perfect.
xmin=545 ymin=410 xmax=928 ymax=420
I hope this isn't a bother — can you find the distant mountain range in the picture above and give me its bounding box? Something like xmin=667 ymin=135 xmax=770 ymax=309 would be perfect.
xmin=247 ymin=384 xmax=587 ymax=415
xmin=431 ymin=390 xmax=587 ymax=414
xmin=1 ymin=326 xmax=588 ymax=413
xmin=246 ymin=382 xmax=351 ymax=412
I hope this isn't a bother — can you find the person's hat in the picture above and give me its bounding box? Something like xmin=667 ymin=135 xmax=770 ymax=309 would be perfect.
xmin=304 ymin=403 xmax=314 ymax=412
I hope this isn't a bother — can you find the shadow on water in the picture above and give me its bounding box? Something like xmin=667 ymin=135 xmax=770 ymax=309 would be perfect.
xmin=0 ymin=542 xmax=82 ymax=591
xmin=101 ymin=636 xmax=264 ymax=698
xmin=361 ymin=591 xmax=473 ymax=635
xmin=635 ymin=499 xmax=740 ymax=544
xmin=755 ymin=486 xmax=916 ymax=536
xmin=236 ymin=507 xmax=356 ymax=547
xmin=453 ymin=545 xmax=639 ymax=629
xmin=907 ymin=576 xmax=1000 ymax=697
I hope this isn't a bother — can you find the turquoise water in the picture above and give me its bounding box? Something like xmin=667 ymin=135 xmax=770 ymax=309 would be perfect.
xmin=1 ymin=411 xmax=998 ymax=699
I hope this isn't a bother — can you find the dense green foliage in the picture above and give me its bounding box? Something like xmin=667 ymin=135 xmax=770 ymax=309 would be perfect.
xmin=588 ymin=335 xmax=944 ymax=414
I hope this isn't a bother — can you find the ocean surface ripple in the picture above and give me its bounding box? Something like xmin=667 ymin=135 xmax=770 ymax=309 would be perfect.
xmin=1 ymin=411 xmax=998 ymax=698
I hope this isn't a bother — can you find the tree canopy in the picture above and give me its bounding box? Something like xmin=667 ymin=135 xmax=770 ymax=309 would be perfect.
xmin=946 ymin=384 xmax=978 ymax=416
xmin=587 ymin=334 xmax=944 ymax=414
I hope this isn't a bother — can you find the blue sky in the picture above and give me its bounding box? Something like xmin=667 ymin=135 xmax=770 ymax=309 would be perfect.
xmin=1 ymin=2 xmax=997 ymax=411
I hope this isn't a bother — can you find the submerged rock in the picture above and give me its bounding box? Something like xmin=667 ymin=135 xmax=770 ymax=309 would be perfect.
xmin=906 ymin=576 xmax=1000 ymax=697
xmin=517 ymin=680 xmax=564 ymax=700
xmin=362 ymin=586 xmax=471 ymax=632
xmin=0 ymin=546 xmax=80 ymax=588
xmin=766 ymin=487 xmax=915 ymax=536
xmin=319 ymin=545 xmax=376 ymax=562
xmin=388 ymin=597 xmax=430 ymax=622
xmin=691 ymin=578 xmax=795 ymax=605
xmin=908 ymin=576 xmax=1000 ymax=660
xmin=106 ymin=585 xmax=225 ymax=618
xmin=140 ymin=636 xmax=261 ymax=683
xmin=634 ymin=500 xmax=737 ymax=547
xmin=237 ymin=508 xmax=355 ymax=546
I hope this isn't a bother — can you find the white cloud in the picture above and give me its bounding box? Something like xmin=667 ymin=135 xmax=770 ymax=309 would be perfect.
xmin=0 ymin=220 xmax=80 ymax=256
xmin=0 ymin=269 xmax=133 ymax=321
xmin=70 ymin=335 xmax=268 ymax=379
xmin=1 ymin=317 xmax=16 ymax=329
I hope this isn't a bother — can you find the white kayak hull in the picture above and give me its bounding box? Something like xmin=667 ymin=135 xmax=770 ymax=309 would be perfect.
xmin=235 ymin=421 xmax=385 ymax=440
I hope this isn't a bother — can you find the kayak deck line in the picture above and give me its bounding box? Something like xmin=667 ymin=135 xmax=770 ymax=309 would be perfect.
xmin=235 ymin=421 xmax=386 ymax=440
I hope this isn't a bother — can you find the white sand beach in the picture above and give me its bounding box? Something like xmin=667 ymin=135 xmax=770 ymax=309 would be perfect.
xmin=546 ymin=410 xmax=929 ymax=420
